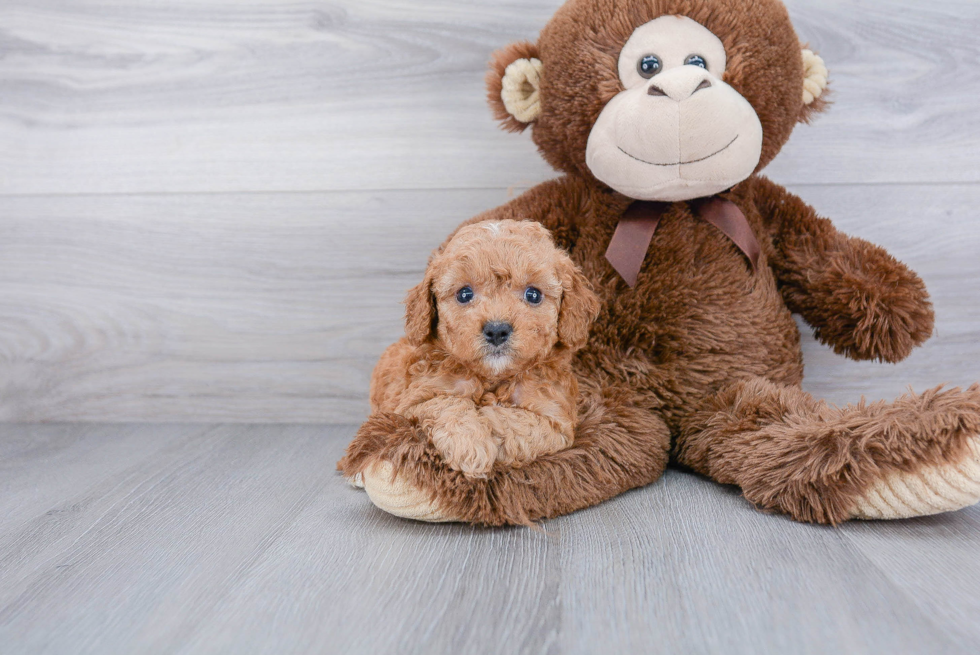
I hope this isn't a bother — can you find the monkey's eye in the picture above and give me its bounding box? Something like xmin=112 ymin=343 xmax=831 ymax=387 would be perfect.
xmin=456 ymin=286 xmax=474 ymax=304
xmin=524 ymin=287 xmax=544 ymax=305
xmin=637 ymin=54 xmax=662 ymax=79
xmin=685 ymin=54 xmax=708 ymax=69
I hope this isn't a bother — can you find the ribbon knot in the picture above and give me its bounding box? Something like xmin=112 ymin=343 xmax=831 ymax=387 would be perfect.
xmin=604 ymin=197 xmax=761 ymax=288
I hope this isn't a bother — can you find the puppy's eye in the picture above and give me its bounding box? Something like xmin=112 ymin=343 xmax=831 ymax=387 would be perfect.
xmin=456 ymin=286 xmax=474 ymax=304
xmin=524 ymin=287 xmax=543 ymax=305
xmin=637 ymin=54 xmax=662 ymax=79
xmin=685 ymin=54 xmax=708 ymax=69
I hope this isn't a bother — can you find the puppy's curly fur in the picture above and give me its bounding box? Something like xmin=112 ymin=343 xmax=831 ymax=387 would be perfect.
xmin=369 ymin=220 xmax=600 ymax=478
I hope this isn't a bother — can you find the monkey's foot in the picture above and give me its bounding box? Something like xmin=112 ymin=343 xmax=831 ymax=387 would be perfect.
xmin=360 ymin=461 xmax=458 ymax=523
xmin=850 ymin=436 xmax=980 ymax=520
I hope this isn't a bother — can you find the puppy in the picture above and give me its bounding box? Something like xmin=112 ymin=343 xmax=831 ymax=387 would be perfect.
xmin=370 ymin=219 xmax=601 ymax=478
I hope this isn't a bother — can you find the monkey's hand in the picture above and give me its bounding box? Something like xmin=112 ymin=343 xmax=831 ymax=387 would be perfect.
xmin=795 ymin=246 xmax=934 ymax=363
xmin=758 ymin=177 xmax=934 ymax=363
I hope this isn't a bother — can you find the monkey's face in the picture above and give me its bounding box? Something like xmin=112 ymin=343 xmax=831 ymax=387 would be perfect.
xmin=487 ymin=0 xmax=829 ymax=203
xmin=585 ymin=16 xmax=764 ymax=202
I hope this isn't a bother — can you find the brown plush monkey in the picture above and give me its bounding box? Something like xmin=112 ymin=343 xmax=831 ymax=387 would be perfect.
xmin=340 ymin=0 xmax=980 ymax=526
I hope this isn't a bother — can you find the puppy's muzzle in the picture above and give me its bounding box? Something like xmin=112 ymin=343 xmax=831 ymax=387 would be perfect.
xmin=483 ymin=321 xmax=513 ymax=348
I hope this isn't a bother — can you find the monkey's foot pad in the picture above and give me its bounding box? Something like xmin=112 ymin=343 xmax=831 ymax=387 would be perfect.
xmin=850 ymin=436 xmax=980 ymax=520
xmin=360 ymin=461 xmax=457 ymax=523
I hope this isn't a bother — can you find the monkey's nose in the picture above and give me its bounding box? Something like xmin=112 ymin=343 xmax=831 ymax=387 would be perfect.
xmin=647 ymin=69 xmax=713 ymax=101
xmin=483 ymin=322 xmax=513 ymax=347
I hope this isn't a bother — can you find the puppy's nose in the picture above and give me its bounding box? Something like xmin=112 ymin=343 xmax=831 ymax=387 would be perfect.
xmin=483 ymin=321 xmax=513 ymax=347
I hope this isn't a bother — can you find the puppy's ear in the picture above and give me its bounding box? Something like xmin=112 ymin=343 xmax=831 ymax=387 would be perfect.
xmin=487 ymin=41 xmax=542 ymax=133
xmin=557 ymin=256 xmax=600 ymax=351
xmin=404 ymin=272 xmax=437 ymax=346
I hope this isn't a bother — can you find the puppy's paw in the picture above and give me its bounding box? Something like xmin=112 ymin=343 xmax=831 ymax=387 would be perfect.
xmin=430 ymin=412 xmax=500 ymax=479
xmin=482 ymin=405 xmax=572 ymax=466
xmin=497 ymin=434 xmax=571 ymax=467
xmin=446 ymin=438 xmax=500 ymax=479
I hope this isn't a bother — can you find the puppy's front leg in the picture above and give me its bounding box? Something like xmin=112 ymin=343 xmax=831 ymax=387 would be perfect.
xmin=408 ymin=397 xmax=500 ymax=479
xmin=481 ymin=406 xmax=573 ymax=466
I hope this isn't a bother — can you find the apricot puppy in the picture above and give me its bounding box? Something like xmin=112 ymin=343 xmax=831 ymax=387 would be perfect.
xmin=370 ymin=219 xmax=600 ymax=478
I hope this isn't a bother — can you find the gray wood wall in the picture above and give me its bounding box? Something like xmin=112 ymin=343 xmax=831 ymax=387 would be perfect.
xmin=2 ymin=0 xmax=979 ymax=423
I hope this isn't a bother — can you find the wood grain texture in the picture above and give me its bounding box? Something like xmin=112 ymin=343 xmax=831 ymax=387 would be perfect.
xmin=0 ymin=424 xmax=977 ymax=654
xmin=1 ymin=0 xmax=979 ymax=196
xmin=0 ymin=188 xmax=495 ymax=421
xmin=2 ymin=0 xmax=980 ymax=421
xmin=2 ymin=184 xmax=979 ymax=422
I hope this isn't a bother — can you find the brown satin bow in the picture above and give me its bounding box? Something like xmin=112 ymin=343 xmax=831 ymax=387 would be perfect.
xmin=604 ymin=197 xmax=761 ymax=288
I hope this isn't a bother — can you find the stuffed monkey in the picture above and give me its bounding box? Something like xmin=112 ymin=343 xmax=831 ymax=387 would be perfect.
xmin=341 ymin=0 xmax=980 ymax=526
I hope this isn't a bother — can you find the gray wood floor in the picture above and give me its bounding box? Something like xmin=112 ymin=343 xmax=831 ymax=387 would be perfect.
xmin=1 ymin=424 xmax=978 ymax=655
xmin=3 ymin=1 xmax=980 ymax=653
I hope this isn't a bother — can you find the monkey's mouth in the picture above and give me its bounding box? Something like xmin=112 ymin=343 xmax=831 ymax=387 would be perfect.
xmin=618 ymin=134 xmax=739 ymax=167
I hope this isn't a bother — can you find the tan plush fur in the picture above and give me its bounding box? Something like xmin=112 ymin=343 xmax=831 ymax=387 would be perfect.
xmin=367 ymin=220 xmax=600 ymax=478
xmin=340 ymin=0 xmax=980 ymax=526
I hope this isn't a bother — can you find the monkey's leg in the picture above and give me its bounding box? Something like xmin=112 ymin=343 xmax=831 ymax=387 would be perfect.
xmin=338 ymin=380 xmax=671 ymax=526
xmin=675 ymin=377 xmax=980 ymax=524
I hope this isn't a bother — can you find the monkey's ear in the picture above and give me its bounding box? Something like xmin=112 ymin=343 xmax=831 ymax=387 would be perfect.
xmin=800 ymin=48 xmax=830 ymax=122
xmin=404 ymin=273 xmax=437 ymax=346
xmin=487 ymin=41 xmax=543 ymax=133
xmin=557 ymin=256 xmax=601 ymax=352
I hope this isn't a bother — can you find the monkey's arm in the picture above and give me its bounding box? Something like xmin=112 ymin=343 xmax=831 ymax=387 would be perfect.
xmin=755 ymin=176 xmax=934 ymax=363
xmin=338 ymin=377 xmax=671 ymax=526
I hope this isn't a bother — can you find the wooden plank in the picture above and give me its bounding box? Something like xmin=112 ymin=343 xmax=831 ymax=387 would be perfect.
xmin=1 ymin=183 xmax=978 ymax=422
xmin=0 ymin=424 xmax=206 ymax=533
xmin=553 ymin=470 xmax=974 ymax=654
xmin=840 ymin=512 xmax=980 ymax=652
xmin=182 ymin=462 xmax=563 ymax=654
xmin=0 ymin=424 xmax=562 ymax=654
xmin=1 ymin=0 xmax=979 ymax=195
xmin=0 ymin=424 xmax=347 ymax=652
xmin=0 ymin=189 xmax=504 ymax=422
xmin=0 ymin=424 xmax=977 ymax=653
